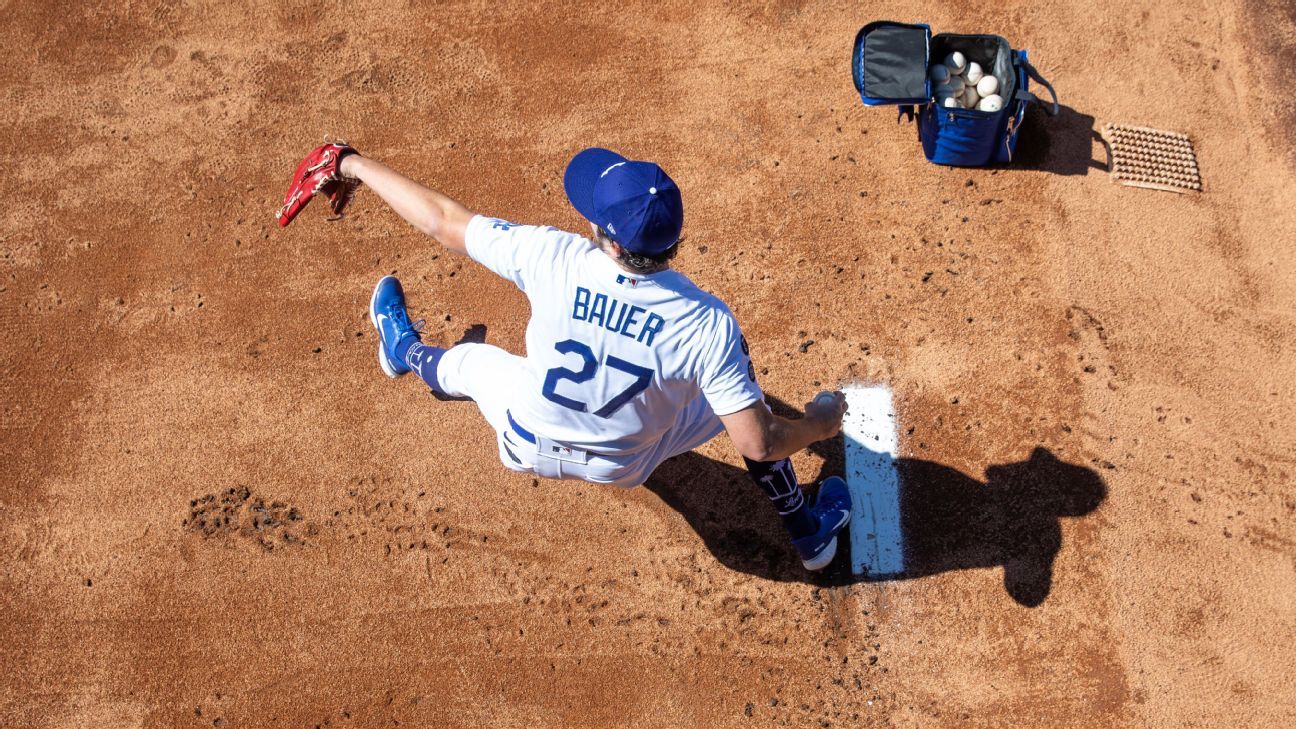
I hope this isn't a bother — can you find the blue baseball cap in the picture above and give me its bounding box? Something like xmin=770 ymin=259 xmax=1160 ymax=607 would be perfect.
xmin=563 ymin=148 xmax=684 ymax=256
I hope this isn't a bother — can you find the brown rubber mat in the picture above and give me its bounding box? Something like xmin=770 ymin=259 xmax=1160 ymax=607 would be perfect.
xmin=1100 ymin=123 xmax=1202 ymax=193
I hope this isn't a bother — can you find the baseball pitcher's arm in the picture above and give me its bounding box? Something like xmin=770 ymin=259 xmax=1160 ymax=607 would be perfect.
xmin=340 ymin=156 xmax=476 ymax=255
xmin=719 ymin=393 xmax=846 ymax=462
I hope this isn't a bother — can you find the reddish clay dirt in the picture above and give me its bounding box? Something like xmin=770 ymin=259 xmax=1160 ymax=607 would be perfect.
xmin=3 ymin=1 xmax=1294 ymax=726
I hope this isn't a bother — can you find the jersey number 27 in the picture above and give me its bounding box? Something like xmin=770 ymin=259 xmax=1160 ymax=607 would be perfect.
xmin=542 ymin=339 xmax=652 ymax=418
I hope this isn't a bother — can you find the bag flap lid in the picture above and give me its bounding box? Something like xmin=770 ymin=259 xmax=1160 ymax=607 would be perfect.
xmin=852 ymin=21 xmax=932 ymax=106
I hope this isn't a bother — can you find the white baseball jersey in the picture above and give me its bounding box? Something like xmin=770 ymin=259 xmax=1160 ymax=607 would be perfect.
xmin=463 ymin=214 xmax=764 ymax=456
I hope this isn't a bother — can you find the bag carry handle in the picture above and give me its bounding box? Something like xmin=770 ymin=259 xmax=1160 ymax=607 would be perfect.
xmin=1014 ymin=58 xmax=1060 ymax=116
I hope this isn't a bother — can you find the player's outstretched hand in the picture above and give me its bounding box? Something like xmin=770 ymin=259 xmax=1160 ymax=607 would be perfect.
xmin=275 ymin=141 xmax=362 ymax=227
xmin=806 ymin=390 xmax=848 ymax=439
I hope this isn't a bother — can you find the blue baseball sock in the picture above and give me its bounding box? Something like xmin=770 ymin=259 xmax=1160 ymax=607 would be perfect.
xmin=403 ymin=341 xmax=447 ymax=393
xmin=743 ymin=457 xmax=817 ymax=540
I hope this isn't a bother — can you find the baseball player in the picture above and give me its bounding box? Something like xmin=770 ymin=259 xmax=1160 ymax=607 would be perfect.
xmin=278 ymin=142 xmax=852 ymax=570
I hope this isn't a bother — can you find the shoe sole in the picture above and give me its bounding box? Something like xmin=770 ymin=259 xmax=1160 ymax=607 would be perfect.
xmin=800 ymin=505 xmax=851 ymax=571
xmin=369 ymin=277 xmax=403 ymax=379
xmin=802 ymin=535 xmax=838 ymax=571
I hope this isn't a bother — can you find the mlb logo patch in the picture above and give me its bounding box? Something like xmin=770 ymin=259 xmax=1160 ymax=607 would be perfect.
xmin=615 ymin=274 xmax=640 ymax=288
xmin=538 ymin=436 xmax=588 ymax=464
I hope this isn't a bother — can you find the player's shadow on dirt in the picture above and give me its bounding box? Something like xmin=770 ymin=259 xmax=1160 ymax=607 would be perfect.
xmin=644 ymin=409 xmax=1106 ymax=607
xmin=1010 ymin=103 xmax=1103 ymax=177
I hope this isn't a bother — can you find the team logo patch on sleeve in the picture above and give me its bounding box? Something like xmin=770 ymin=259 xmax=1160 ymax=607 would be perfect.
xmin=489 ymin=218 xmax=519 ymax=231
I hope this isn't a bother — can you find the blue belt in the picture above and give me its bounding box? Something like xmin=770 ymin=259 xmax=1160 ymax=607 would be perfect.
xmin=506 ymin=410 xmax=536 ymax=445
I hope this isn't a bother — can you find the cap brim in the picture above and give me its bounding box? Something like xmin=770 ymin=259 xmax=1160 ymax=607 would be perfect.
xmin=563 ymin=147 xmax=628 ymax=226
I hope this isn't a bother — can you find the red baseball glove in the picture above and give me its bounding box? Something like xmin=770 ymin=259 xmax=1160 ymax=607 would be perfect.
xmin=275 ymin=141 xmax=362 ymax=227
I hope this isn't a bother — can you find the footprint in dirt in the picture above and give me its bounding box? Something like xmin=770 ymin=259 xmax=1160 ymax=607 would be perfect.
xmin=183 ymin=486 xmax=312 ymax=552
xmin=326 ymin=475 xmax=480 ymax=559
xmin=1067 ymin=305 xmax=1119 ymax=391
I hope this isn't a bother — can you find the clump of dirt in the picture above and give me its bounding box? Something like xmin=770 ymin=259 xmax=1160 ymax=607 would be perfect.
xmin=183 ymin=486 xmax=311 ymax=551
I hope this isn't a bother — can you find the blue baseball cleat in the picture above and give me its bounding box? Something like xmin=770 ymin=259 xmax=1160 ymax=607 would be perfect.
xmin=369 ymin=276 xmax=424 ymax=378
xmin=791 ymin=476 xmax=852 ymax=571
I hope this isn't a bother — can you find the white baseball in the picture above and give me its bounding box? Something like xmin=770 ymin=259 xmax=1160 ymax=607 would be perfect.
xmin=961 ymin=86 xmax=980 ymax=109
xmin=929 ymin=64 xmax=951 ymax=84
xmin=965 ymin=62 xmax=984 ymax=84
xmin=976 ymin=75 xmax=999 ymax=97
xmin=977 ymin=94 xmax=1004 ymax=112
xmin=944 ymin=51 xmax=966 ymax=75
xmin=941 ymin=95 xmax=960 ymax=108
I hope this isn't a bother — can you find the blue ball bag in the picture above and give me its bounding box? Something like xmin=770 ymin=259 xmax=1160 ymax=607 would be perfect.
xmin=852 ymin=21 xmax=1059 ymax=167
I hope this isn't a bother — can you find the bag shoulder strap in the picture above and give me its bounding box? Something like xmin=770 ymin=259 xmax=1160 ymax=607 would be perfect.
xmin=1014 ymin=57 xmax=1060 ymax=116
